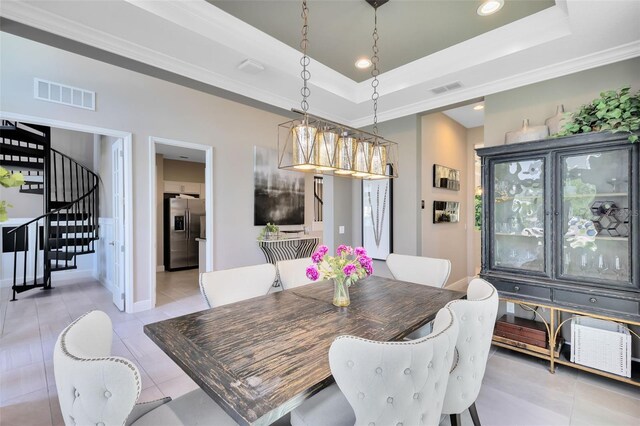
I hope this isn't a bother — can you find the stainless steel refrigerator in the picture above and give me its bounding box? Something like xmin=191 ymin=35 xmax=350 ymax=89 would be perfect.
xmin=164 ymin=198 xmax=205 ymax=271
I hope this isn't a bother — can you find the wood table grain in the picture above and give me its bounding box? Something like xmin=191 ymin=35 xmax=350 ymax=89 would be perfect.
xmin=144 ymin=275 xmax=465 ymax=425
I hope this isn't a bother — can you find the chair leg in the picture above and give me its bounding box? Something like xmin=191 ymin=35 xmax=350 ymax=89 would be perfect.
xmin=450 ymin=414 xmax=461 ymax=426
xmin=469 ymin=402 xmax=481 ymax=426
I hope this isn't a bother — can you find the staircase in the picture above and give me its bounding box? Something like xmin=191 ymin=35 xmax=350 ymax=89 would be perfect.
xmin=0 ymin=121 xmax=99 ymax=301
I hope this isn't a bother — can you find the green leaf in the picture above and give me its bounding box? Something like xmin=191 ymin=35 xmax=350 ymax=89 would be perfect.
xmin=629 ymin=134 xmax=638 ymax=143
xmin=581 ymin=126 xmax=592 ymax=133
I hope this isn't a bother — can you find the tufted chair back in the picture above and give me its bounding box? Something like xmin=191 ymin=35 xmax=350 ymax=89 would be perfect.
xmin=54 ymin=310 xmax=141 ymax=426
xmin=277 ymin=258 xmax=314 ymax=289
xmin=386 ymin=254 xmax=451 ymax=288
xmin=329 ymin=307 xmax=459 ymax=426
xmin=199 ymin=263 xmax=276 ymax=308
xmin=442 ymin=278 xmax=499 ymax=416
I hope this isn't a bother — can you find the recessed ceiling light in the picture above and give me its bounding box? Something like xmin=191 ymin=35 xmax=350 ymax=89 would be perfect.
xmin=473 ymin=104 xmax=485 ymax=111
xmin=477 ymin=0 xmax=504 ymax=16
xmin=355 ymin=58 xmax=372 ymax=69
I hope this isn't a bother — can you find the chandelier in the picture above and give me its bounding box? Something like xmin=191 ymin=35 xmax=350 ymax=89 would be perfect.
xmin=278 ymin=0 xmax=398 ymax=179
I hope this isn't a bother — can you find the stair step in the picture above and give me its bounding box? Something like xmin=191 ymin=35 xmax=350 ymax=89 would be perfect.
xmin=19 ymin=188 xmax=44 ymax=195
xmin=47 ymin=251 xmax=76 ymax=261
xmin=50 ymin=212 xmax=90 ymax=221
xmin=0 ymin=126 xmax=47 ymax=146
xmin=49 ymin=201 xmax=73 ymax=210
xmin=49 ymin=225 xmax=97 ymax=235
xmin=50 ymin=265 xmax=78 ymax=272
xmin=0 ymin=159 xmax=44 ymax=171
xmin=12 ymin=282 xmax=47 ymax=294
xmin=48 ymin=237 xmax=98 ymax=248
xmin=0 ymin=143 xmax=46 ymax=158
xmin=22 ymin=180 xmax=44 ymax=185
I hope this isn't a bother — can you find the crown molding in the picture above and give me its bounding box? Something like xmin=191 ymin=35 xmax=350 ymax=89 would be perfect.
xmin=350 ymin=40 xmax=640 ymax=128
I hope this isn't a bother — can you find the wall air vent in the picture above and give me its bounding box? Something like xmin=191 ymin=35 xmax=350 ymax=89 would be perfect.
xmin=430 ymin=81 xmax=463 ymax=95
xmin=33 ymin=78 xmax=95 ymax=111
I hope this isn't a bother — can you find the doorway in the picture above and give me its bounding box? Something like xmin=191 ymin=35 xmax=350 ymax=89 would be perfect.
xmin=148 ymin=137 xmax=213 ymax=308
xmin=0 ymin=111 xmax=134 ymax=311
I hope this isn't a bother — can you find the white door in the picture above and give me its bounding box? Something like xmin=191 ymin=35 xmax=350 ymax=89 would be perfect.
xmin=111 ymin=139 xmax=126 ymax=310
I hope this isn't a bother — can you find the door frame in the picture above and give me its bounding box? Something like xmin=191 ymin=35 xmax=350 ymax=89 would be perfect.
xmin=148 ymin=136 xmax=214 ymax=308
xmin=0 ymin=111 xmax=135 ymax=312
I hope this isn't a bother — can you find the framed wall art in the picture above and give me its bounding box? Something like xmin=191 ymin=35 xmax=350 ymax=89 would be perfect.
xmin=433 ymin=201 xmax=460 ymax=224
xmin=362 ymin=167 xmax=393 ymax=260
xmin=254 ymin=146 xmax=305 ymax=226
xmin=433 ymin=164 xmax=461 ymax=191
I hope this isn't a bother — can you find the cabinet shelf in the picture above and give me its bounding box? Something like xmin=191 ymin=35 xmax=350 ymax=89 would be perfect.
xmin=564 ymin=192 xmax=628 ymax=199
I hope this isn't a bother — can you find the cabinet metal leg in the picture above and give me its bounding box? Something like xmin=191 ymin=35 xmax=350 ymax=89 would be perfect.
xmin=450 ymin=414 xmax=461 ymax=426
xmin=469 ymin=402 xmax=482 ymax=426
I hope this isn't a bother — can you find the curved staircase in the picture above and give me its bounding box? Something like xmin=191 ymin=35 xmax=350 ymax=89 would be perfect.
xmin=0 ymin=121 xmax=99 ymax=301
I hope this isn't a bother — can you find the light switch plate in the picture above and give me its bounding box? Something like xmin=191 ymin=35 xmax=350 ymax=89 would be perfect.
xmin=338 ymin=226 xmax=345 ymax=234
xmin=506 ymin=302 xmax=515 ymax=314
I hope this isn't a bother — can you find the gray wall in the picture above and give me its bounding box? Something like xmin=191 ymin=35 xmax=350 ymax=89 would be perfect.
xmin=484 ymin=58 xmax=640 ymax=146
xmin=421 ymin=112 xmax=470 ymax=285
xmin=0 ymin=32 xmax=294 ymax=303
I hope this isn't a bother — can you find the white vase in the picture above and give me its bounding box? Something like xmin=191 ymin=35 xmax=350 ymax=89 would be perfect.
xmin=504 ymin=119 xmax=549 ymax=144
xmin=545 ymin=105 xmax=568 ymax=135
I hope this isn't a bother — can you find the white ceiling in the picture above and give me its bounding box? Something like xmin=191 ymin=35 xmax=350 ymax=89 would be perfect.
xmin=1 ymin=1 xmax=639 ymax=127
xmin=156 ymin=144 xmax=206 ymax=163
xmin=443 ymin=102 xmax=485 ymax=129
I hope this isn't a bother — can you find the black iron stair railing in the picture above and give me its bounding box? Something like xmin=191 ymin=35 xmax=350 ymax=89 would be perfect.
xmin=7 ymin=147 xmax=99 ymax=301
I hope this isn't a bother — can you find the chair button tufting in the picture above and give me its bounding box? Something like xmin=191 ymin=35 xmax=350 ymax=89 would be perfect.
xmin=413 ymin=393 xmax=420 ymax=400
xmin=387 ymin=397 xmax=393 ymax=404
xmin=466 ymin=337 xmax=472 ymax=343
xmin=347 ymin=360 xmax=354 ymax=368
xmin=462 ymin=393 xmax=468 ymax=399
xmin=461 ymin=315 xmax=467 ymax=321
xmin=358 ymin=392 xmax=365 ymax=400
xmin=74 ymin=390 xmax=80 ymax=398
xmin=404 ymin=368 xmax=411 ymax=375
xmin=457 ymin=376 xmax=462 ymax=381
xmin=470 ymin=356 xmax=475 ymax=361
xmin=375 ymin=367 xmax=383 ymax=374
xmin=104 ymin=391 xmax=112 ymax=398
xmin=428 ymin=362 xmax=433 ymax=369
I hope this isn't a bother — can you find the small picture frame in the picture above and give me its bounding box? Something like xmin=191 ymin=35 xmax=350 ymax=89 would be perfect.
xmin=433 ymin=164 xmax=460 ymax=191
xmin=433 ymin=201 xmax=460 ymax=223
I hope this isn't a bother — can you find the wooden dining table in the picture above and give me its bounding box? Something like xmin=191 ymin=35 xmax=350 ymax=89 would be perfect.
xmin=144 ymin=275 xmax=465 ymax=426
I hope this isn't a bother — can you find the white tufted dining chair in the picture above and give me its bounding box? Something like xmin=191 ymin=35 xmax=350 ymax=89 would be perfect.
xmin=277 ymin=257 xmax=314 ymax=289
xmin=386 ymin=253 xmax=451 ymax=288
xmin=199 ymin=263 xmax=276 ymax=308
xmin=290 ymin=306 xmax=460 ymax=426
xmin=53 ymin=310 xmax=237 ymax=426
xmin=442 ymin=278 xmax=499 ymax=426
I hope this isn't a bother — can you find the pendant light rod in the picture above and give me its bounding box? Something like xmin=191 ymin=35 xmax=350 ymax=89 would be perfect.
xmin=290 ymin=108 xmax=394 ymax=144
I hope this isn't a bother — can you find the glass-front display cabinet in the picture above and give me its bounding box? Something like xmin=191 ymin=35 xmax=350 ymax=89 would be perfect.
xmin=478 ymin=132 xmax=639 ymax=319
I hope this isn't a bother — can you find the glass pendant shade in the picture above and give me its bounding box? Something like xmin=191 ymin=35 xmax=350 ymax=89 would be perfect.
xmin=369 ymin=143 xmax=388 ymax=178
xmin=291 ymin=123 xmax=317 ymax=170
xmin=352 ymin=140 xmax=372 ymax=177
xmin=335 ymin=135 xmax=355 ymax=174
xmin=315 ymin=130 xmax=338 ymax=171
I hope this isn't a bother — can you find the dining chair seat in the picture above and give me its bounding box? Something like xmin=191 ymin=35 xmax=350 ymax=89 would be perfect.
xmin=442 ymin=278 xmax=499 ymax=426
xmin=277 ymin=257 xmax=315 ymax=289
xmin=386 ymin=253 xmax=451 ymax=288
xmin=291 ymin=306 xmax=459 ymax=426
xmin=53 ymin=310 xmax=237 ymax=426
xmin=199 ymin=263 xmax=276 ymax=308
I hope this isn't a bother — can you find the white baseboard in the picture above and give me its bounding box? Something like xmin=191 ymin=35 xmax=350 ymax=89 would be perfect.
xmin=156 ymin=265 xmax=165 ymax=272
xmin=132 ymin=299 xmax=153 ymax=313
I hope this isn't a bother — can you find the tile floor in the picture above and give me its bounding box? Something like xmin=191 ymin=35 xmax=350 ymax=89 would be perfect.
xmin=1 ymin=270 xmax=639 ymax=426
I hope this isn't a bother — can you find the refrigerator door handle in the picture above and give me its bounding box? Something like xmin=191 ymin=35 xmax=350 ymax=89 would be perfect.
xmin=186 ymin=209 xmax=190 ymax=240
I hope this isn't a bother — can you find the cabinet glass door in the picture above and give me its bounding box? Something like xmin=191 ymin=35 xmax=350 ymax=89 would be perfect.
xmin=492 ymin=158 xmax=545 ymax=272
xmin=560 ymin=148 xmax=631 ymax=285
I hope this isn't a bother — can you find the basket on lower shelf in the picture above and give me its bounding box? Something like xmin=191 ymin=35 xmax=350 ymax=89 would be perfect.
xmin=570 ymin=316 xmax=631 ymax=378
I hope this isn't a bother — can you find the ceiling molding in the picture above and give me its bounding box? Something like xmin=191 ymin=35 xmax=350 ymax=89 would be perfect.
xmin=350 ymin=40 xmax=640 ymax=128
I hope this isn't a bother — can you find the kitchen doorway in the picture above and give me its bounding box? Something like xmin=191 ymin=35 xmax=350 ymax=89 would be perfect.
xmin=148 ymin=137 xmax=213 ymax=308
